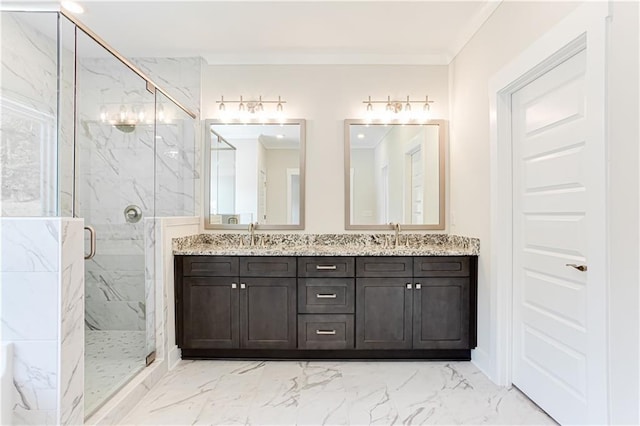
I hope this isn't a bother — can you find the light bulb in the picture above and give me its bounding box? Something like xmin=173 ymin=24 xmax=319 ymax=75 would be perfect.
xmin=119 ymin=105 xmax=126 ymax=122
xmin=219 ymin=96 xmax=226 ymax=112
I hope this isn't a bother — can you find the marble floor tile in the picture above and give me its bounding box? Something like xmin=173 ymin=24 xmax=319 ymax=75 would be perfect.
xmin=121 ymin=360 xmax=556 ymax=426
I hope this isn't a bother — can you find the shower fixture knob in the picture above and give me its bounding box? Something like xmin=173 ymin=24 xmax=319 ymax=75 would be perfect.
xmin=124 ymin=205 xmax=143 ymax=223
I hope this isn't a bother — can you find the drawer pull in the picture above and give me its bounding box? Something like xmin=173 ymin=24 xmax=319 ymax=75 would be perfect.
xmin=316 ymin=293 xmax=337 ymax=299
xmin=316 ymin=265 xmax=337 ymax=270
xmin=316 ymin=330 xmax=337 ymax=335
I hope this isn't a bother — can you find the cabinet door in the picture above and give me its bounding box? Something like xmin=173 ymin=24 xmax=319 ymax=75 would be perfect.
xmin=182 ymin=277 xmax=239 ymax=349
xmin=413 ymin=278 xmax=470 ymax=349
xmin=355 ymin=278 xmax=412 ymax=349
xmin=240 ymin=277 xmax=297 ymax=349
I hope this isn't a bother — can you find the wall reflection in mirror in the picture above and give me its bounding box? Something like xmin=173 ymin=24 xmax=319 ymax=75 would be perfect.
xmin=205 ymin=119 xmax=305 ymax=229
xmin=345 ymin=120 xmax=445 ymax=230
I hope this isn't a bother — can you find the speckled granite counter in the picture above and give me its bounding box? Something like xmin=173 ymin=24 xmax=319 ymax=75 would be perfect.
xmin=173 ymin=233 xmax=479 ymax=256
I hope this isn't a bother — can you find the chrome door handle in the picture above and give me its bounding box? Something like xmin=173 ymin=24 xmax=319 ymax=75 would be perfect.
xmin=316 ymin=294 xmax=337 ymax=299
xmin=316 ymin=265 xmax=337 ymax=270
xmin=84 ymin=226 xmax=96 ymax=260
xmin=316 ymin=330 xmax=336 ymax=335
xmin=566 ymin=264 xmax=588 ymax=272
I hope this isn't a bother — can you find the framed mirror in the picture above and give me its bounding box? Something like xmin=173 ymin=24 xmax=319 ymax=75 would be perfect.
xmin=344 ymin=119 xmax=446 ymax=230
xmin=204 ymin=119 xmax=306 ymax=229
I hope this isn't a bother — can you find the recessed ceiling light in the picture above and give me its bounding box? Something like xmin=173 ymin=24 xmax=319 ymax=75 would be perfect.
xmin=61 ymin=1 xmax=84 ymax=14
xmin=276 ymin=134 xmax=284 ymax=139
xmin=357 ymin=133 xmax=365 ymax=139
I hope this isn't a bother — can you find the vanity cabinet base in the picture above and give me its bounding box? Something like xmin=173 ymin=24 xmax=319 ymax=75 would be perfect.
xmin=181 ymin=348 xmax=471 ymax=361
xmin=176 ymin=255 xmax=477 ymax=361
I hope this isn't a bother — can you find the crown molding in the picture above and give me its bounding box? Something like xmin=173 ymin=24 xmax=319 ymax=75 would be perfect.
xmin=447 ymin=0 xmax=503 ymax=62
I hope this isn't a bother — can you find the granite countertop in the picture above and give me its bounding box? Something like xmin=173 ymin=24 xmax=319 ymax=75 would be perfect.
xmin=173 ymin=233 xmax=480 ymax=256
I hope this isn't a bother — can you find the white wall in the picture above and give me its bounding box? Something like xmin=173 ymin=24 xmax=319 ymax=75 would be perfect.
xmin=450 ymin=1 xmax=639 ymax=423
xmin=605 ymin=2 xmax=639 ymax=422
xmin=201 ymin=65 xmax=449 ymax=233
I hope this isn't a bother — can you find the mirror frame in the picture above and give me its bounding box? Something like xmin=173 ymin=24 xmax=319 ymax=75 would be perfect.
xmin=344 ymin=119 xmax=446 ymax=230
xmin=203 ymin=118 xmax=306 ymax=230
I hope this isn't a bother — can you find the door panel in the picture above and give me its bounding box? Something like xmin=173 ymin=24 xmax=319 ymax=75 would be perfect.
xmin=355 ymin=278 xmax=411 ymax=349
xmin=240 ymin=277 xmax=296 ymax=349
xmin=182 ymin=277 xmax=239 ymax=349
xmin=413 ymin=278 xmax=469 ymax=349
xmin=512 ymin=48 xmax=605 ymax=424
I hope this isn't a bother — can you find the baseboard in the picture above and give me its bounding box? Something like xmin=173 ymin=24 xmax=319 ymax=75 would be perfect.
xmin=168 ymin=345 xmax=182 ymax=370
xmin=471 ymin=347 xmax=496 ymax=384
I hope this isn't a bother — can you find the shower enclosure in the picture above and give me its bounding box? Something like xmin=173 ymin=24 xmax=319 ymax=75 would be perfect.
xmin=1 ymin=9 xmax=197 ymax=421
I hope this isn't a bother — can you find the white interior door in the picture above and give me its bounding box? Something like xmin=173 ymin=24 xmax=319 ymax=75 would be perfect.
xmin=511 ymin=48 xmax=607 ymax=424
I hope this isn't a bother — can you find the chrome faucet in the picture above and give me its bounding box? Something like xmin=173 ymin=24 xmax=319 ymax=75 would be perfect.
xmin=248 ymin=222 xmax=257 ymax=246
xmin=390 ymin=222 xmax=401 ymax=247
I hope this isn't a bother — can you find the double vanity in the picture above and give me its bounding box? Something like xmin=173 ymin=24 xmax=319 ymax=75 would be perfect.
xmin=179 ymin=118 xmax=478 ymax=360
xmin=173 ymin=234 xmax=479 ymax=360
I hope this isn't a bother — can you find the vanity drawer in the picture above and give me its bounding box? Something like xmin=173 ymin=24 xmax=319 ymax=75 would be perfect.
xmin=183 ymin=256 xmax=239 ymax=277
xmin=414 ymin=257 xmax=470 ymax=277
xmin=298 ymin=257 xmax=355 ymax=277
xmin=297 ymin=314 xmax=354 ymax=349
xmin=356 ymin=257 xmax=413 ymax=277
xmin=298 ymin=278 xmax=355 ymax=314
xmin=239 ymin=257 xmax=296 ymax=277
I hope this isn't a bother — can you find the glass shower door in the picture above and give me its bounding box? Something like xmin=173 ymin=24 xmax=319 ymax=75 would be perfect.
xmin=75 ymin=30 xmax=156 ymax=416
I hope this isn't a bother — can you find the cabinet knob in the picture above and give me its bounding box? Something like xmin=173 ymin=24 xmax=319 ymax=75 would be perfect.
xmin=231 ymin=283 xmax=237 ymax=289
xmin=406 ymin=283 xmax=412 ymax=289
xmin=415 ymin=283 xmax=421 ymax=290
xmin=240 ymin=283 xmax=246 ymax=289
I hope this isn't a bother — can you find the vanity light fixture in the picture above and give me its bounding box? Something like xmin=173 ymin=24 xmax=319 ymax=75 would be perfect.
xmin=363 ymin=95 xmax=434 ymax=123
xmin=216 ymin=95 xmax=287 ymax=122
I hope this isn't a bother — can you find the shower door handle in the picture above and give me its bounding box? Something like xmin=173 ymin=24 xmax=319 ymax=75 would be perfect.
xmin=84 ymin=226 xmax=96 ymax=260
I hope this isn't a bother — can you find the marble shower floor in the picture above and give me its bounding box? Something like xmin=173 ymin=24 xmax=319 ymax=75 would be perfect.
xmin=85 ymin=330 xmax=147 ymax=416
xmin=121 ymin=360 xmax=555 ymax=425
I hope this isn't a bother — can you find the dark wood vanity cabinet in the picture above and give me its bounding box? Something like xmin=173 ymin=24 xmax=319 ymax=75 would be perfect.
xmin=175 ymin=254 xmax=477 ymax=359
xmin=177 ymin=256 xmax=296 ymax=350
xmin=355 ymin=257 xmax=472 ymax=350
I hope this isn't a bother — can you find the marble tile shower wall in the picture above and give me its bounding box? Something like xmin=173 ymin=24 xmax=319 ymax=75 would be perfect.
xmin=1 ymin=218 xmax=85 ymax=425
xmin=0 ymin=12 xmax=75 ymax=217
xmin=130 ymin=57 xmax=203 ymax=217
xmin=78 ymin=57 xmax=200 ymax=333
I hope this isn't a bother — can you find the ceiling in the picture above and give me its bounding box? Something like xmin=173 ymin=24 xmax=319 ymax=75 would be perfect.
xmin=65 ymin=0 xmax=502 ymax=65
